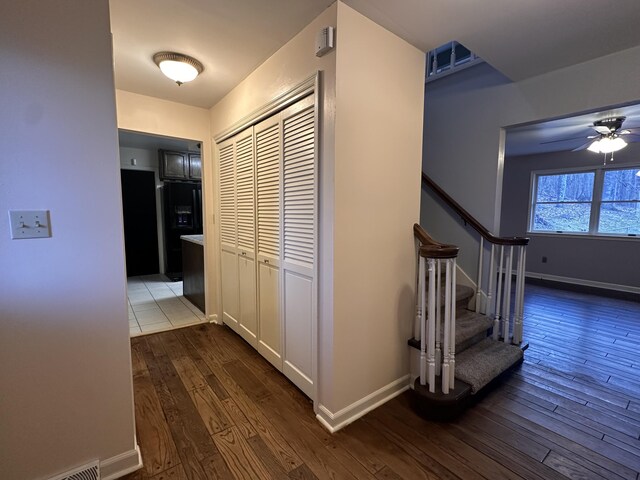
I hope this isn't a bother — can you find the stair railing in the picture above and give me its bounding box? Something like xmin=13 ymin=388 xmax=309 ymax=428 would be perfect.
xmin=414 ymin=224 xmax=459 ymax=394
xmin=422 ymin=174 xmax=529 ymax=344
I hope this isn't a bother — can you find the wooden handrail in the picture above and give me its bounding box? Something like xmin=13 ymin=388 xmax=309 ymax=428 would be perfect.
xmin=422 ymin=173 xmax=529 ymax=246
xmin=413 ymin=223 xmax=459 ymax=258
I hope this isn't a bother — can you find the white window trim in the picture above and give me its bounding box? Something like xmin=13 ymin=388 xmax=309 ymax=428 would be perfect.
xmin=527 ymin=164 xmax=640 ymax=239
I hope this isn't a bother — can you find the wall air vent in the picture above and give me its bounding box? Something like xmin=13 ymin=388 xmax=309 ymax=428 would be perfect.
xmin=48 ymin=461 xmax=100 ymax=480
xmin=426 ymin=41 xmax=482 ymax=83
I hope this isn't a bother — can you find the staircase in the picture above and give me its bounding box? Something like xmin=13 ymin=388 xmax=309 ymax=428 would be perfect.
xmin=409 ymin=216 xmax=528 ymax=419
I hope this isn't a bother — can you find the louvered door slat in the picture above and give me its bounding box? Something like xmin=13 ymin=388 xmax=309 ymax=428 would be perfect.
xmin=219 ymin=143 xmax=236 ymax=247
xmin=256 ymin=123 xmax=281 ymax=259
xmin=236 ymin=134 xmax=255 ymax=252
xmin=283 ymin=106 xmax=314 ymax=269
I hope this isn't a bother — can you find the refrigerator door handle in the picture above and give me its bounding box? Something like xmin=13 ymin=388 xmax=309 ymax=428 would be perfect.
xmin=192 ymin=189 xmax=199 ymax=230
xmin=198 ymin=188 xmax=202 ymax=232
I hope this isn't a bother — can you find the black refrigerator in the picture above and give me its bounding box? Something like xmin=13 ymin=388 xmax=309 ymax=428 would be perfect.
xmin=162 ymin=181 xmax=202 ymax=281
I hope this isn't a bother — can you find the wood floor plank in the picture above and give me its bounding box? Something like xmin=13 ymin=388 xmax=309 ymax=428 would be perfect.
xmin=223 ymin=359 xmax=272 ymax=401
xmin=198 ymin=453 xmax=235 ymax=480
xmin=132 ymin=368 xmax=181 ymax=478
xmin=147 ymin=464 xmax=189 ymax=480
xmin=256 ymin=395 xmax=362 ymax=480
xmin=220 ymin=397 xmax=257 ymax=439
xmin=187 ymin=386 xmax=233 ymax=435
xmin=374 ymin=466 xmax=405 ymax=480
xmin=445 ymin=421 xmax=565 ymax=480
xmin=212 ymin=426 xmax=271 ymax=480
xmin=367 ymin=407 xmax=478 ymax=480
xmin=543 ymin=450 xmax=611 ymax=480
xmin=287 ymin=464 xmax=319 ymax=480
xmin=336 ymin=419 xmax=441 ymax=480
xmin=246 ymin=434 xmax=289 ymax=479
xmin=482 ymin=406 xmax=636 ymax=480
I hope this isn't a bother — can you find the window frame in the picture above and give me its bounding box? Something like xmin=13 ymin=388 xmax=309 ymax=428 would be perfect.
xmin=527 ymin=164 xmax=640 ymax=239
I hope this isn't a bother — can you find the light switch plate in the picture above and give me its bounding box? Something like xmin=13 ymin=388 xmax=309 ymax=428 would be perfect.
xmin=9 ymin=210 xmax=51 ymax=239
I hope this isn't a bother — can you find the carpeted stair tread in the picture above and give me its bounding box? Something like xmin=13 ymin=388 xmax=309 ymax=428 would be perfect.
xmin=425 ymin=282 xmax=474 ymax=308
xmin=455 ymin=338 xmax=523 ymax=394
xmin=452 ymin=311 xmax=493 ymax=351
xmin=408 ymin=310 xmax=492 ymax=353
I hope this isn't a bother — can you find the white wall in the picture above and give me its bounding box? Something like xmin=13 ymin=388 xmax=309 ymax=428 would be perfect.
xmin=0 ymin=1 xmax=138 ymax=479
xmin=115 ymin=91 xmax=215 ymax=319
xmin=501 ymin=146 xmax=640 ymax=289
xmin=209 ymin=2 xmax=424 ymax=428
xmin=422 ymin=47 xmax=640 ymax=279
xmin=209 ymin=2 xmax=338 ymax=408
xmin=328 ymin=2 xmax=425 ymax=418
xmin=119 ymin=146 xmax=166 ymax=273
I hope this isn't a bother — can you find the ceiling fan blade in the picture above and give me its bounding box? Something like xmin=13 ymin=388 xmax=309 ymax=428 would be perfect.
xmin=592 ymin=126 xmax=611 ymax=134
xmin=540 ymin=136 xmax=589 ymax=145
xmin=572 ymin=140 xmax=593 ymax=152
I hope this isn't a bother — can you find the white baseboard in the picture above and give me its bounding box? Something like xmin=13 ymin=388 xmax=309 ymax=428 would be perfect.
xmin=526 ymin=271 xmax=640 ymax=295
xmin=208 ymin=313 xmax=220 ymax=324
xmin=316 ymin=375 xmax=410 ymax=433
xmin=100 ymin=445 xmax=142 ymax=480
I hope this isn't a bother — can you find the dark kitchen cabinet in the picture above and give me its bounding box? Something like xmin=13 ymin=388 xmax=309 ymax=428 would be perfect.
xmin=160 ymin=149 xmax=202 ymax=181
xmin=188 ymin=153 xmax=201 ymax=179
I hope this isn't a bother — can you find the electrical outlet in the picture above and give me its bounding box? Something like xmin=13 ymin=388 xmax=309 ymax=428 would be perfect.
xmin=8 ymin=210 xmax=51 ymax=239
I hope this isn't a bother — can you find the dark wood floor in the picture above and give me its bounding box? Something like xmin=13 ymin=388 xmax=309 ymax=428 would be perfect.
xmin=125 ymin=284 xmax=640 ymax=480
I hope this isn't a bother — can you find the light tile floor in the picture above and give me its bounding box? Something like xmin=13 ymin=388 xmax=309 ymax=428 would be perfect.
xmin=127 ymin=274 xmax=207 ymax=337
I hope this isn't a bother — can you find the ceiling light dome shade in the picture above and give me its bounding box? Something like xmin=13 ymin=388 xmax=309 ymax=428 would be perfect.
xmin=587 ymin=136 xmax=627 ymax=154
xmin=153 ymin=52 xmax=203 ymax=85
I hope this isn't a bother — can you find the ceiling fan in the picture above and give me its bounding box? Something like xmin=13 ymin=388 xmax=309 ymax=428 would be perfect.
xmin=542 ymin=116 xmax=640 ymax=163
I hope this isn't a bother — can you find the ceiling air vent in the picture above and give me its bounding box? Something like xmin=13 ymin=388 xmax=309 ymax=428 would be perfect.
xmin=48 ymin=461 xmax=100 ymax=480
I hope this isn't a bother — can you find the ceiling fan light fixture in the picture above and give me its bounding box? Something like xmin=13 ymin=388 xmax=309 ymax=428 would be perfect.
xmin=587 ymin=136 xmax=627 ymax=154
xmin=153 ymin=52 xmax=203 ymax=85
xmin=587 ymin=141 xmax=602 ymax=153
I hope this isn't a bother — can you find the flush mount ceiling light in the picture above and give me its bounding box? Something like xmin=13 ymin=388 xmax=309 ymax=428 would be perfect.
xmin=153 ymin=52 xmax=204 ymax=86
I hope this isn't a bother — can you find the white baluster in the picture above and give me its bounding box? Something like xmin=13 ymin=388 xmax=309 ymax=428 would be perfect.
xmin=493 ymin=246 xmax=504 ymax=340
xmin=435 ymin=259 xmax=442 ymax=376
xmin=442 ymin=259 xmax=452 ymax=394
xmin=512 ymin=246 xmax=522 ymax=345
xmin=475 ymin=237 xmax=484 ymax=313
xmin=514 ymin=246 xmax=527 ymax=344
xmin=419 ymin=256 xmax=426 ymax=385
xmin=487 ymin=244 xmax=496 ymax=318
xmin=449 ymin=258 xmax=457 ymax=388
xmin=427 ymin=258 xmax=437 ymax=392
xmin=503 ymin=246 xmax=514 ymax=343
xmin=414 ymin=244 xmax=422 ymax=340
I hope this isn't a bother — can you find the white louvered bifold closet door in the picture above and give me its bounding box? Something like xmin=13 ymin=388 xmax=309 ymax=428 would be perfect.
xmin=235 ymin=131 xmax=258 ymax=347
xmin=255 ymin=114 xmax=283 ymax=369
xmin=219 ymin=138 xmax=240 ymax=329
xmin=280 ymin=94 xmax=316 ymax=399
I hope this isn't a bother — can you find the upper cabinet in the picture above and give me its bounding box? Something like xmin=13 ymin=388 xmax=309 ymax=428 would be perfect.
xmin=188 ymin=153 xmax=201 ymax=180
xmin=160 ymin=149 xmax=201 ymax=181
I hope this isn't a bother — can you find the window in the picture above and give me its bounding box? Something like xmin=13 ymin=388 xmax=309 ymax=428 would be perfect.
xmin=529 ymin=166 xmax=640 ymax=237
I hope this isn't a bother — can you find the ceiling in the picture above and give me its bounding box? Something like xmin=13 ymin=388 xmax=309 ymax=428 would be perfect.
xmin=110 ymin=0 xmax=640 ymax=109
xmin=109 ymin=0 xmax=334 ymax=109
xmin=118 ymin=130 xmax=201 ymax=152
xmin=505 ymin=103 xmax=640 ymax=157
